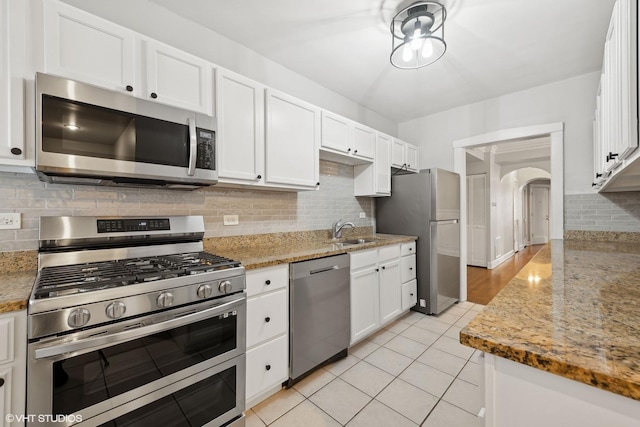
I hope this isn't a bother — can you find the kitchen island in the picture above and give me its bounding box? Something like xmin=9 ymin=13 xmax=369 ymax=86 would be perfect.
xmin=461 ymin=239 xmax=640 ymax=426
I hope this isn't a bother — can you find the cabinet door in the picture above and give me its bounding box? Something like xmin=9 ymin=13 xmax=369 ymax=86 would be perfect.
xmin=405 ymin=143 xmax=419 ymax=172
xmin=375 ymin=133 xmax=391 ymax=194
xmin=378 ymin=259 xmax=401 ymax=325
xmin=144 ymin=39 xmax=212 ymax=114
xmin=43 ymin=1 xmax=137 ymax=94
xmin=265 ymin=89 xmax=320 ymax=188
xmin=352 ymin=123 xmax=375 ymax=160
xmin=217 ymin=69 xmax=265 ymax=183
xmin=401 ymin=279 xmax=418 ymax=311
xmin=350 ymin=266 xmax=379 ymax=345
xmin=0 ymin=367 xmax=8 ymax=427
xmin=391 ymin=139 xmax=405 ymax=168
xmin=321 ymin=111 xmax=350 ymax=153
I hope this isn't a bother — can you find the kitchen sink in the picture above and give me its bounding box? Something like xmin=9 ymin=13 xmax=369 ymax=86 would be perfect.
xmin=335 ymin=238 xmax=377 ymax=247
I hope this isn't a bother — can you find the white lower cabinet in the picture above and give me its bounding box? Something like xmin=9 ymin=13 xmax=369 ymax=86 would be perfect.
xmin=245 ymin=264 xmax=289 ymax=408
xmin=0 ymin=310 xmax=26 ymax=427
xmin=350 ymin=244 xmax=411 ymax=346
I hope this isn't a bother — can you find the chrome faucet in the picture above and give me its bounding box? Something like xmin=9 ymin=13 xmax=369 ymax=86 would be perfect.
xmin=332 ymin=219 xmax=355 ymax=239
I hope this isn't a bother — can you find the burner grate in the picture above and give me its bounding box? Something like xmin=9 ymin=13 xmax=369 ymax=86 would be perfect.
xmin=33 ymin=252 xmax=241 ymax=299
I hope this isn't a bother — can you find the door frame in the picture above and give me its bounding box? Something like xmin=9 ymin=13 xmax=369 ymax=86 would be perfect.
xmin=453 ymin=123 xmax=564 ymax=301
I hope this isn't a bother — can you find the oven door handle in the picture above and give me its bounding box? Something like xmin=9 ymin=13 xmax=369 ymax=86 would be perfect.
xmin=34 ymin=296 xmax=244 ymax=360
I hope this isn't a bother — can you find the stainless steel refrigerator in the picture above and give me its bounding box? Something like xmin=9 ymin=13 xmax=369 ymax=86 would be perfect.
xmin=376 ymin=168 xmax=460 ymax=315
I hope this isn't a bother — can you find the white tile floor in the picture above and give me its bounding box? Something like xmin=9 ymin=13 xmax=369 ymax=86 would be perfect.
xmin=246 ymin=301 xmax=485 ymax=427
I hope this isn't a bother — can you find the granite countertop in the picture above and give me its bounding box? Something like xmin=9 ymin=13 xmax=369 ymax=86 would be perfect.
xmin=0 ymin=232 xmax=415 ymax=313
xmin=0 ymin=271 xmax=36 ymax=314
xmin=208 ymin=233 xmax=417 ymax=270
xmin=460 ymin=239 xmax=640 ymax=400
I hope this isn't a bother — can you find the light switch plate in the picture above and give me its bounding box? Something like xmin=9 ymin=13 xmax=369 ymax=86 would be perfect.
xmin=223 ymin=215 xmax=239 ymax=226
xmin=0 ymin=213 xmax=21 ymax=229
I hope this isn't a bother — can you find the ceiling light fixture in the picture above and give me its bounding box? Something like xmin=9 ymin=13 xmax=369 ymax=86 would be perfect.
xmin=390 ymin=1 xmax=447 ymax=69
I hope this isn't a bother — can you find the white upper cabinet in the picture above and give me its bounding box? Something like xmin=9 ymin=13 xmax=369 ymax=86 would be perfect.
xmin=43 ymin=1 xmax=137 ymax=94
xmin=265 ymin=89 xmax=320 ymax=189
xmin=320 ymin=111 xmax=374 ymax=164
xmin=354 ymin=132 xmax=391 ymax=197
xmin=144 ymin=40 xmax=212 ymax=114
xmin=593 ymin=0 xmax=639 ymax=191
xmin=391 ymin=138 xmax=419 ymax=172
xmin=217 ymin=69 xmax=265 ymax=184
xmin=0 ymin=0 xmax=31 ymax=169
xmin=43 ymin=1 xmax=212 ymax=114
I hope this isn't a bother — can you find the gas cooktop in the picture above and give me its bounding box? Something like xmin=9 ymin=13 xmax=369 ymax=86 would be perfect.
xmin=33 ymin=252 xmax=241 ymax=299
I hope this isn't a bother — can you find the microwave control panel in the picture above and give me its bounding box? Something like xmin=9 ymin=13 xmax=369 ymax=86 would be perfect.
xmin=196 ymin=129 xmax=215 ymax=171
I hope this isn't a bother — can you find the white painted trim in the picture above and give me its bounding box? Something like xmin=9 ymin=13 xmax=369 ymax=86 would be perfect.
xmin=488 ymin=249 xmax=515 ymax=269
xmin=453 ymin=122 xmax=564 ymax=302
xmin=453 ymin=123 xmax=564 ymax=148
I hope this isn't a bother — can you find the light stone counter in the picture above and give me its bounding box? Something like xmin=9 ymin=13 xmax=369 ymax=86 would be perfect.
xmin=0 ymin=271 xmax=36 ymax=313
xmin=461 ymin=239 xmax=640 ymax=400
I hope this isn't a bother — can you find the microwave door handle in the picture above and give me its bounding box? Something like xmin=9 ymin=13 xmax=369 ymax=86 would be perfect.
xmin=187 ymin=118 xmax=197 ymax=176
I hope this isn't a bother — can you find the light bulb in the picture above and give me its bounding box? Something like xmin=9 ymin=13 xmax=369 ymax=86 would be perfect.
xmin=410 ymin=28 xmax=424 ymax=51
xmin=421 ymin=38 xmax=434 ymax=58
xmin=402 ymin=43 xmax=413 ymax=62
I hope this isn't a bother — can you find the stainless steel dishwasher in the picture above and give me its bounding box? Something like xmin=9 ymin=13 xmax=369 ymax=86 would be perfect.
xmin=288 ymin=254 xmax=350 ymax=385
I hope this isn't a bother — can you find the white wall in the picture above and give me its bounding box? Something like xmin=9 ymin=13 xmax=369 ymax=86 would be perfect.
xmin=496 ymin=171 xmax=515 ymax=258
xmin=399 ymin=72 xmax=599 ymax=195
xmin=60 ymin=0 xmax=397 ymax=136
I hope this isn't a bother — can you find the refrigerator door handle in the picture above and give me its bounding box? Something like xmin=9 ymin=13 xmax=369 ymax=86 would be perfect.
xmin=431 ymin=219 xmax=458 ymax=225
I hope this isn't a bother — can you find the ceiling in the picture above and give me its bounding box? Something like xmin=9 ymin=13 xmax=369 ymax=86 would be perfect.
xmin=150 ymin=0 xmax=615 ymax=123
xmin=467 ymin=136 xmax=551 ymax=173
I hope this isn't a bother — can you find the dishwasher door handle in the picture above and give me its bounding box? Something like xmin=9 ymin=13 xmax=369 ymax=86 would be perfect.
xmin=309 ymin=265 xmax=340 ymax=275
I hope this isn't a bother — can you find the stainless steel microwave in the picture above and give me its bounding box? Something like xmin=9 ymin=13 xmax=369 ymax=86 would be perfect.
xmin=35 ymin=73 xmax=217 ymax=189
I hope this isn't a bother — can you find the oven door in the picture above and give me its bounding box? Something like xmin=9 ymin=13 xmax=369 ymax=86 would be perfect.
xmin=27 ymin=294 xmax=246 ymax=427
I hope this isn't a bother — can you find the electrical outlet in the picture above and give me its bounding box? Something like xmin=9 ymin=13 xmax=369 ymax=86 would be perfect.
xmin=359 ymin=212 xmax=366 ymax=219
xmin=223 ymin=215 xmax=239 ymax=226
xmin=0 ymin=213 xmax=21 ymax=229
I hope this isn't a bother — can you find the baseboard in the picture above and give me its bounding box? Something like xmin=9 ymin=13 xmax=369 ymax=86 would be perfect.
xmin=488 ymin=250 xmax=515 ymax=269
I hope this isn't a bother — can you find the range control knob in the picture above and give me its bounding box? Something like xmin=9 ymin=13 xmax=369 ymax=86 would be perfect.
xmin=218 ymin=280 xmax=232 ymax=294
xmin=67 ymin=308 xmax=91 ymax=328
xmin=197 ymin=284 xmax=213 ymax=299
xmin=156 ymin=292 xmax=174 ymax=308
xmin=105 ymin=301 xmax=127 ymax=319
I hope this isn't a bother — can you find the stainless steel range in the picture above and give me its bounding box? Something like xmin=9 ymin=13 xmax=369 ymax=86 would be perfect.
xmin=27 ymin=216 xmax=246 ymax=427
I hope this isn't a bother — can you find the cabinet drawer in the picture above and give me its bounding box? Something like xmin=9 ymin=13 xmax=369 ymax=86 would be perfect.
xmin=0 ymin=316 xmax=14 ymax=365
xmin=378 ymin=244 xmax=400 ymax=262
xmin=350 ymin=248 xmax=378 ymax=270
xmin=401 ymin=279 xmax=418 ymax=311
xmin=246 ymin=264 xmax=288 ymax=297
xmin=247 ymin=289 xmax=288 ymax=348
xmin=401 ymin=254 xmax=416 ymax=283
xmin=246 ymin=334 xmax=288 ymax=401
xmin=401 ymin=242 xmax=416 ymax=257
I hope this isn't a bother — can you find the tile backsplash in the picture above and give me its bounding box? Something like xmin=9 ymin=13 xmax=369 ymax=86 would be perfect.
xmin=0 ymin=160 xmax=373 ymax=252
xmin=565 ymin=192 xmax=640 ymax=232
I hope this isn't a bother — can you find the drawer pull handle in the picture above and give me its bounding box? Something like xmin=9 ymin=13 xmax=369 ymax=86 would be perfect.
xmin=265 ymin=364 xmax=271 ymax=371
xmin=0 ymin=378 xmax=4 ymax=387
xmin=382 ymin=266 xmax=386 ymax=270
xmin=265 ymin=316 xmax=271 ymax=323
xmin=409 ymin=248 xmax=413 ymax=251
xmin=265 ymin=280 xmax=271 ymax=285
xmin=409 ymin=267 xmax=413 ymax=270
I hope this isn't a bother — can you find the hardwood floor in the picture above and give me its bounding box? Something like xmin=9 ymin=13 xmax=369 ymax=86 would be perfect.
xmin=467 ymin=244 xmax=545 ymax=305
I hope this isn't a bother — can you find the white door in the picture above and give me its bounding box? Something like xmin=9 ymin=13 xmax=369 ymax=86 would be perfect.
xmin=144 ymin=39 xmax=212 ymax=114
xmin=378 ymin=259 xmax=401 ymax=324
xmin=217 ymin=69 xmax=265 ymax=183
xmin=265 ymin=89 xmax=320 ymax=189
xmin=350 ymin=267 xmax=379 ymax=345
xmin=44 ymin=1 xmax=137 ymax=94
xmin=467 ymin=174 xmax=487 ymax=267
xmin=530 ymin=185 xmax=550 ymax=245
